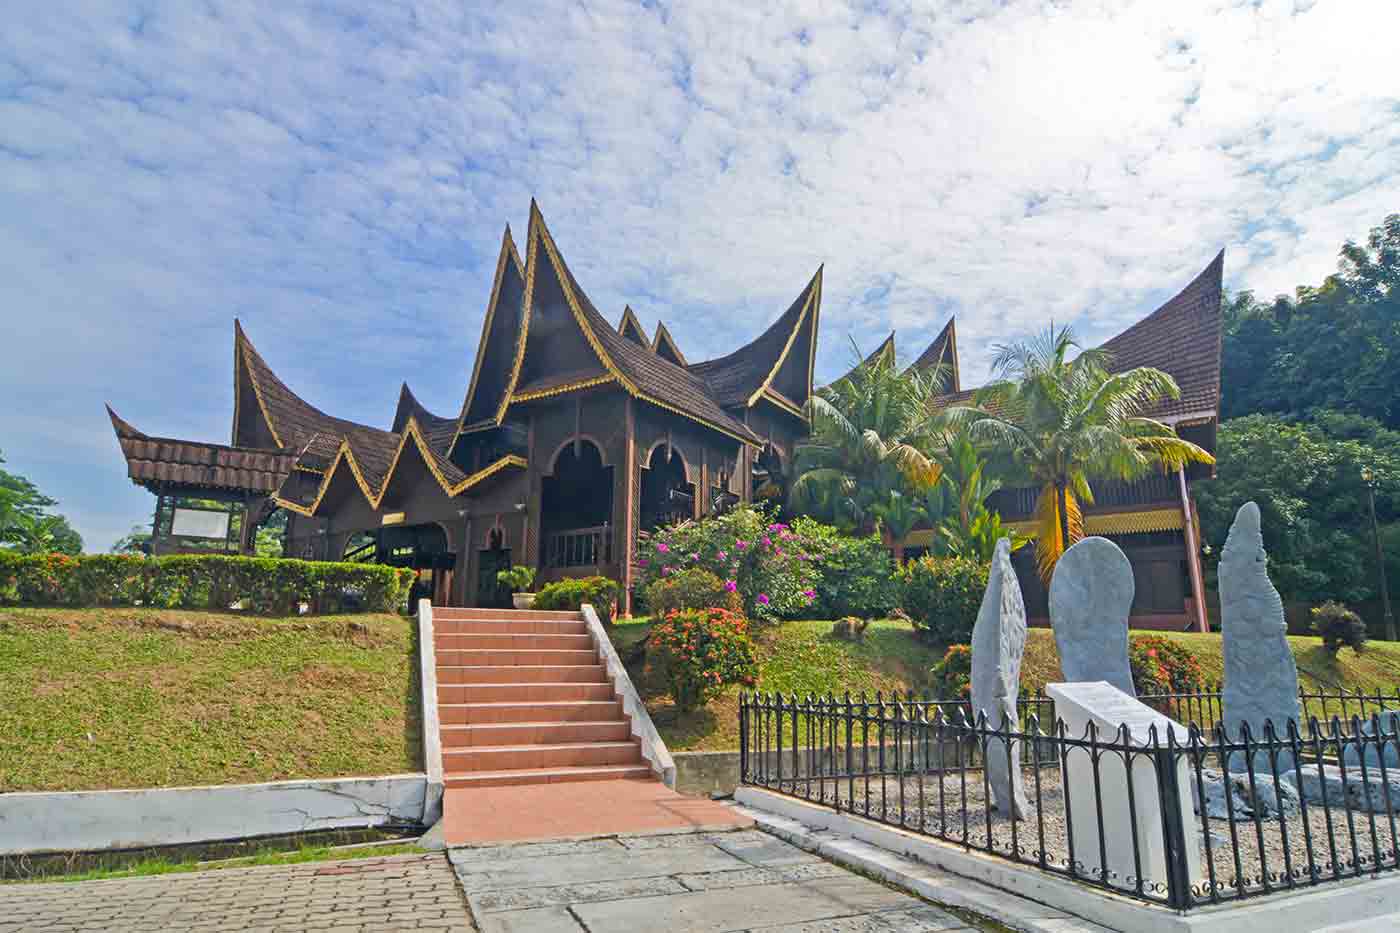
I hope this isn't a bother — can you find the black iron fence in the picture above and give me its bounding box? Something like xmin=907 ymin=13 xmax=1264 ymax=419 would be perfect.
xmin=739 ymin=690 xmax=1400 ymax=910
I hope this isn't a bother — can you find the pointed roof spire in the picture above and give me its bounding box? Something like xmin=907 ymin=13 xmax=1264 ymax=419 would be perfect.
xmin=907 ymin=318 xmax=960 ymax=392
xmin=688 ymin=265 xmax=823 ymax=410
xmin=617 ymin=305 xmax=649 ymax=346
xmin=830 ymin=332 xmax=896 ymax=386
xmin=453 ymin=224 xmax=528 ymax=436
xmin=652 ymin=321 xmax=688 ymax=367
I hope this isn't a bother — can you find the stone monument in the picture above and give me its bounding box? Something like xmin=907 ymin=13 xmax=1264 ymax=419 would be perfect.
xmin=1048 ymin=681 xmax=1202 ymax=892
xmin=970 ymin=537 xmax=1029 ymax=818
xmin=1220 ymin=502 xmax=1302 ymax=771
xmin=1049 ymin=536 xmax=1135 ymax=696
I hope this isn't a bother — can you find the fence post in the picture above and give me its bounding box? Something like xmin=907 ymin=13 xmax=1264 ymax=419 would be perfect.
xmin=1153 ymin=743 xmax=1193 ymax=910
xmin=739 ymin=692 xmax=748 ymax=785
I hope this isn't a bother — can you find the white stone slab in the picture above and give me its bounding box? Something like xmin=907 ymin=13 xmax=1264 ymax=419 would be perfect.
xmin=1047 ymin=681 xmax=1201 ymax=894
xmin=0 ymin=774 xmax=427 ymax=855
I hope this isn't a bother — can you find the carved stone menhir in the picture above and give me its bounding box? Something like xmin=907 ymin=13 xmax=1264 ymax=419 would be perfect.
xmin=1220 ymin=501 xmax=1302 ymax=772
xmin=1049 ymin=536 xmax=1136 ymax=696
xmin=970 ymin=538 xmax=1029 ymax=818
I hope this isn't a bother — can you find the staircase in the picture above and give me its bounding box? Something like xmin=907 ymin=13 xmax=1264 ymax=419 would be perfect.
xmin=432 ymin=607 xmax=651 ymax=788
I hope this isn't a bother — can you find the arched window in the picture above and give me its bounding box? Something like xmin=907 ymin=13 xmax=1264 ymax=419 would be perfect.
xmin=641 ymin=443 xmax=695 ymax=532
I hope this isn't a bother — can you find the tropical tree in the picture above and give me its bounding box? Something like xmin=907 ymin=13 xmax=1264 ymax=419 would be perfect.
xmin=791 ymin=341 xmax=945 ymax=534
xmin=0 ymin=450 xmax=83 ymax=555
xmin=950 ymin=325 xmax=1213 ymax=583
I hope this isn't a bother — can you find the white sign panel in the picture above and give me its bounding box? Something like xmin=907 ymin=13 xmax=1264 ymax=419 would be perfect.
xmin=171 ymin=508 xmax=230 ymax=540
xmin=1046 ymin=681 xmax=1202 ymax=893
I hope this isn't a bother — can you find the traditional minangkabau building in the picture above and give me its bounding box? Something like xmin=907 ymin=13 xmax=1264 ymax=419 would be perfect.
xmin=890 ymin=251 xmax=1225 ymax=632
xmin=107 ymin=202 xmax=818 ymax=611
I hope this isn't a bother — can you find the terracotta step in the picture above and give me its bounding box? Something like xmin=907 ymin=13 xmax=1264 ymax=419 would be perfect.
xmin=436 ymin=665 xmax=609 ymax=685
xmin=444 ymin=764 xmax=653 ymax=788
xmin=435 ymin=619 xmax=589 ymax=636
xmin=434 ymin=633 xmax=593 ymax=651
xmin=440 ymin=700 xmax=624 ymax=724
xmin=433 ymin=608 xmax=584 ymax=622
xmin=443 ymin=741 xmax=642 ymax=772
xmin=435 ymin=648 xmax=598 ymax=667
xmin=438 ymin=683 xmax=616 ymax=704
xmin=440 ymin=721 xmax=632 ymax=748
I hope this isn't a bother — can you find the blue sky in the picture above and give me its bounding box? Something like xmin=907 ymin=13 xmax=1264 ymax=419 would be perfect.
xmin=3 ymin=0 xmax=1399 ymax=552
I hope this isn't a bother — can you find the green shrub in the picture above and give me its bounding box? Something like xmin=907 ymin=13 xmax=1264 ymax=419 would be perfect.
xmin=534 ymin=575 xmax=621 ymax=624
xmin=895 ymin=555 xmax=988 ymax=642
xmin=649 ymin=608 xmax=757 ymax=712
xmin=1312 ymin=600 xmax=1368 ymax=654
xmin=635 ymin=504 xmax=817 ymax=622
xmin=929 ymin=643 xmax=972 ymax=704
xmin=644 ymin=568 xmax=743 ymax=618
xmin=0 ymin=552 xmax=414 ymax=615
xmin=496 ymin=565 xmax=537 ymax=592
xmin=1128 ymin=635 xmax=1207 ymax=694
xmin=790 ymin=518 xmax=897 ymax=620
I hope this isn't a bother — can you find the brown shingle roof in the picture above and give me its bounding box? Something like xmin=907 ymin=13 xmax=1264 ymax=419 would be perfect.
xmin=617 ymin=306 xmax=649 ymax=346
xmin=108 ymin=406 xmax=297 ymax=495
xmin=1099 ymin=250 xmax=1224 ymax=423
xmin=930 ymin=252 xmax=1224 ymax=423
xmin=652 ymin=322 xmax=687 ymax=367
xmin=456 ymin=227 xmax=528 ymax=433
xmin=688 ymin=270 xmax=821 ymax=408
xmin=527 ymin=203 xmax=761 ymax=445
xmin=392 ymin=384 xmax=457 ymax=454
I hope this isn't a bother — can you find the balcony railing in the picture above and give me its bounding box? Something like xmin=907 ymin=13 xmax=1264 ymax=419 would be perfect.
xmin=544 ymin=525 xmax=613 ymax=569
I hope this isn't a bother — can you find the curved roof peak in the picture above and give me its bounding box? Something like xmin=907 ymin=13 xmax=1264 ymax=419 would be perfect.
xmin=652 ymin=321 xmax=688 ymax=367
xmin=687 ymin=266 xmax=823 ymax=410
xmin=906 ymin=317 xmax=959 ymax=392
xmin=617 ymin=305 xmax=649 ymax=346
xmin=452 ymin=224 xmax=528 ymax=437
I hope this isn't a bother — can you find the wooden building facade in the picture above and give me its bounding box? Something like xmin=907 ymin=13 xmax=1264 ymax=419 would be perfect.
xmin=107 ymin=203 xmax=817 ymax=612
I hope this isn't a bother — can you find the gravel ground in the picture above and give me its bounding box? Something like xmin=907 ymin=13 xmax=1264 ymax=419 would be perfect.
xmin=764 ymin=767 xmax=1400 ymax=903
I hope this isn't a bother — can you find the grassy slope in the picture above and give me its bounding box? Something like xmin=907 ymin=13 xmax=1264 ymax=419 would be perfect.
xmin=618 ymin=619 xmax=1400 ymax=752
xmin=0 ymin=608 xmax=419 ymax=792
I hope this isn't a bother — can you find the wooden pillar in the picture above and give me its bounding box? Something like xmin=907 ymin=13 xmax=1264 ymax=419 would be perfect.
xmin=622 ymin=396 xmax=637 ymax=617
xmin=1178 ymin=466 xmax=1209 ymax=634
xmin=698 ymin=446 xmax=707 ymax=520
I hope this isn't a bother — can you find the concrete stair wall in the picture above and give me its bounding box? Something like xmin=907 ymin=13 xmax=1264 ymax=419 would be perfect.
xmin=432 ymin=607 xmax=651 ymax=788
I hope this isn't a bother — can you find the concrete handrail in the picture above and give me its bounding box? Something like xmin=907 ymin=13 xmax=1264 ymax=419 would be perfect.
xmin=416 ymin=599 xmax=444 ymax=823
xmin=581 ymin=603 xmax=676 ymax=787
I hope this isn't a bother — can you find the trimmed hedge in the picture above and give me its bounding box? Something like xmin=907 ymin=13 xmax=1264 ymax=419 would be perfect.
xmin=0 ymin=552 xmax=416 ymax=615
xmin=644 ymin=568 xmax=744 ymax=618
xmin=534 ymin=575 xmax=621 ymax=624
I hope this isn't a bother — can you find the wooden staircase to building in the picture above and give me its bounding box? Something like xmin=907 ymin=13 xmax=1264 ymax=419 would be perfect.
xmin=432 ymin=607 xmax=651 ymax=788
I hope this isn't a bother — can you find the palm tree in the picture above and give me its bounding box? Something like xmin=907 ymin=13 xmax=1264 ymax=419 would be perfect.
xmin=791 ymin=340 xmax=944 ymax=534
xmin=949 ymin=325 xmax=1213 ymax=583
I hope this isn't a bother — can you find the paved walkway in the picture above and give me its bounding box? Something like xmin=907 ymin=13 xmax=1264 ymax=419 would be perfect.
xmin=444 ymin=778 xmax=752 ymax=845
xmin=0 ymin=853 xmax=472 ymax=932
xmin=451 ymin=830 xmax=991 ymax=932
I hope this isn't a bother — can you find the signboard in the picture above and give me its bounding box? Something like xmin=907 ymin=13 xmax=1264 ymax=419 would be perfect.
xmin=171 ymin=508 xmax=231 ymax=540
xmin=381 ymin=512 xmax=406 ymax=526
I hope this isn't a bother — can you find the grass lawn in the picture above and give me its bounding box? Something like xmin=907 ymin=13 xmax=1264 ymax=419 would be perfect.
xmin=3 ymin=841 xmax=426 ymax=885
xmin=0 ymin=608 xmax=420 ymax=792
xmin=619 ymin=617 xmax=1400 ymax=752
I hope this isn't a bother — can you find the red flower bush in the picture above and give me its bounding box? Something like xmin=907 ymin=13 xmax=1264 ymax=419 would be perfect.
xmin=649 ymin=607 xmax=757 ymax=712
xmin=1128 ymin=635 xmax=1206 ymax=694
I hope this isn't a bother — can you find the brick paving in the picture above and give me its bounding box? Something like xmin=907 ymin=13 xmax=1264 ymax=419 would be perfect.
xmin=0 ymin=853 xmax=473 ymax=933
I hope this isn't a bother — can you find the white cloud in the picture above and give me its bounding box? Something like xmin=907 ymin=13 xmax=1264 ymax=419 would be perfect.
xmin=2 ymin=0 xmax=1398 ymax=549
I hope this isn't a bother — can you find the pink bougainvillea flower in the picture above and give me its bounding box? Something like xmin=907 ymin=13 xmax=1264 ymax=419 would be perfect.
xmin=757 ymin=593 xmax=770 ymax=605
xmin=803 ymin=589 xmax=815 ymax=599
xmin=761 ymin=536 xmax=772 ymax=547
xmin=656 ymin=542 xmax=670 ymax=553
xmin=724 ymin=580 xmax=737 ymax=592
xmin=736 ymin=540 xmax=748 ymax=550
xmin=661 ymin=566 xmax=673 ymax=576
xmin=716 ymin=550 xmax=727 ymax=560
xmin=689 ymin=552 xmax=699 ymax=562
xmin=637 ymin=558 xmax=649 ymax=567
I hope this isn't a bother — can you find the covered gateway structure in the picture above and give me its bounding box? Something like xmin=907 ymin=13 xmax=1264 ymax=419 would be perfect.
xmin=107 ymin=202 xmax=818 ymax=610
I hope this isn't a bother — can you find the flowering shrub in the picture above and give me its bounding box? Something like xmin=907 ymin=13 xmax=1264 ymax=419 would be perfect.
xmin=895 ymin=556 xmax=988 ymax=643
xmin=1311 ymin=600 xmax=1367 ymax=654
xmin=534 ymin=575 xmax=621 ymax=624
xmin=929 ymin=643 xmax=972 ymax=704
xmin=788 ymin=518 xmax=898 ymax=620
xmin=0 ymin=552 xmax=414 ymax=614
xmin=649 ymin=607 xmax=757 ymax=712
xmin=644 ymin=568 xmax=743 ymax=618
xmin=636 ymin=505 xmax=818 ymax=622
xmin=1128 ymin=635 xmax=1206 ymax=694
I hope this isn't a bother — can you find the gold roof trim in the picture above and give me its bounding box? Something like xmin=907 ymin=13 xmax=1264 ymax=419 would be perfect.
xmin=745 ymin=266 xmax=822 ymax=408
xmin=453 ymin=226 xmax=526 ymax=443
